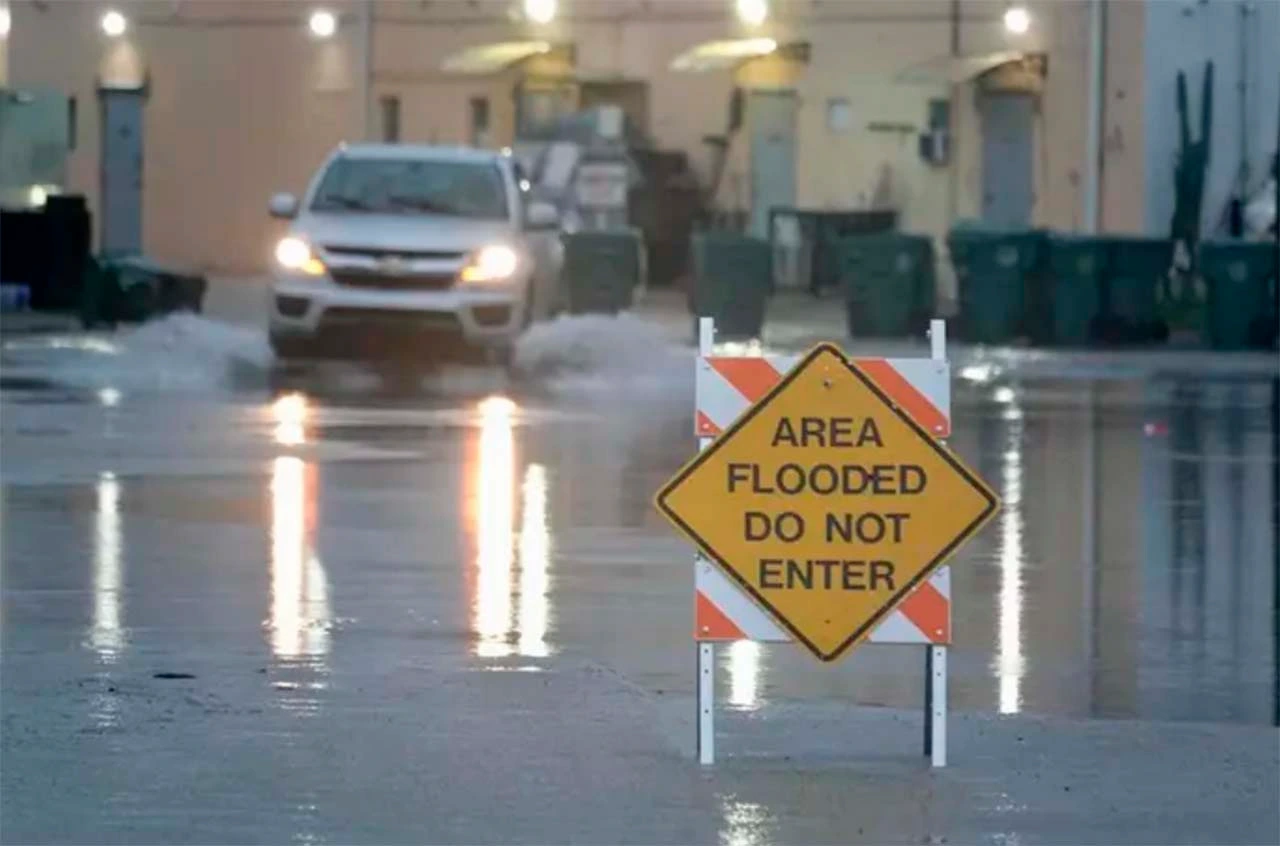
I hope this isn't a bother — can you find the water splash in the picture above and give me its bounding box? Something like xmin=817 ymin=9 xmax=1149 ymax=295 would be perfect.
xmin=4 ymin=314 xmax=272 ymax=393
xmin=512 ymin=313 xmax=691 ymax=403
xmin=4 ymin=311 xmax=698 ymax=402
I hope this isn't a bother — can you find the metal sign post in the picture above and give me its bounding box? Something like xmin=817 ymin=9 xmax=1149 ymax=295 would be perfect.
xmin=924 ymin=318 xmax=948 ymax=767
xmin=697 ymin=316 xmax=716 ymax=766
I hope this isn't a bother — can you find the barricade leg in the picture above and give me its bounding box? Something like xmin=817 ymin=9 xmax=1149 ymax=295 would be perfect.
xmin=696 ymin=316 xmax=716 ymax=766
xmin=929 ymin=645 xmax=947 ymax=767
xmin=923 ymin=645 xmax=933 ymax=756
xmin=926 ymin=319 xmax=949 ymax=767
xmin=698 ymin=642 xmax=715 ymax=765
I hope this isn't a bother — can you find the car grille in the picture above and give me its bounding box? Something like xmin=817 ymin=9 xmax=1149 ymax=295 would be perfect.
xmin=320 ymin=308 xmax=461 ymax=332
xmin=323 ymin=245 xmax=466 ymax=261
xmin=329 ymin=269 xmax=456 ymax=290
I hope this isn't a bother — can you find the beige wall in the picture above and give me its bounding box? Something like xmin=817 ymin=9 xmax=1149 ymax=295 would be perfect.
xmin=1030 ymin=0 xmax=1146 ymax=234
xmin=8 ymin=0 xmax=1151 ymax=272
xmin=1096 ymin=0 xmax=1145 ymax=233
xmin=10 ymin=1 xmax=359 ymax=271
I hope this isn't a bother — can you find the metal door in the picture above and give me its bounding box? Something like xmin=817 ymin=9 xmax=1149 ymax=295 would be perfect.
xmin=99 ymin=87 xmax=145 ymax=255
xmin=748 ymin=90 xmax=797 ymax=238
xmin=979 ymin=93 xmax=1034 ymax=229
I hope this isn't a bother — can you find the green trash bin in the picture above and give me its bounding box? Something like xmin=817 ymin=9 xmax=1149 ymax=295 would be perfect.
xmin=79 ymin=255 xmax=118 ymax=329
xmin=79 ymin=254 xmax=207 ymax=329
xmin=1046 ymin=236 xmax=1108 ymax=345
xmin=1099 ymin=237 xmax=1172 ymax=342
xmin=561 ymin=230 xmax=644 ymax=315
xmin=690 ymin=231 xmax=772 ymax=340
xmin=948 ymin=227 xmax=1045 ymax=344
xmin=838 ymin=233 xmax=935 ymax=337
xmin=1199 ymin=241 xmax=1278 ymax=350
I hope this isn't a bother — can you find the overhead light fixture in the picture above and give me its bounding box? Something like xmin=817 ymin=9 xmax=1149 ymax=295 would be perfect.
xmin=100 ymin=9 xmax=127 ymax=37
xmin=735 ymin=0 xmax=768 ymax=26
xmin=670 ymin=38 xmax=777 ymax=72
xmin=308 ymin=8 xmax=337 ymax=38
xmin=523 ymin=0 xmax=557 ymax=24
xmin=1003 ymin=4 xmax=1031 ymax=34
xmin=0 ymin=5 xmax=11 ymax=39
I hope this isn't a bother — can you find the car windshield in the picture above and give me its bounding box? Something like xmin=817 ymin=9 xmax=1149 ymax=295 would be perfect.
xmin=309 ymin=157 xmax=509 ymax=219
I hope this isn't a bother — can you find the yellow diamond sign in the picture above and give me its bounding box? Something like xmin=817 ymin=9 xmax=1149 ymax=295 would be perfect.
xmin=656 ymin=343 xmax=1000 ymax=663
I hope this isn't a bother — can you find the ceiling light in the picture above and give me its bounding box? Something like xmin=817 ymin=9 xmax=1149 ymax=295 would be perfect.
xmin=100 ymin=9 xmax=127 ymax=37
xmin=523 ymin=0 xmax=556 ymax=24
xmin=736 ymin=0 xmax=768 ymax=26
xmin=308 ymin=9 xmax=337 ymax=38
xmin=1003 ymin=5 xmax=1031 ymax=34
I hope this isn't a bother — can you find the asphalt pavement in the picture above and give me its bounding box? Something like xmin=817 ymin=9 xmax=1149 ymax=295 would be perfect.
xmin=1 ymin=282 xmax=1277 ymax=844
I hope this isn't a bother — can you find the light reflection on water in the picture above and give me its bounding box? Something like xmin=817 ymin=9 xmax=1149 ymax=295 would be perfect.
xmin=268 ymin=394 xmax=331 ymax=666
xmin=88 ymin=470 xmax=125 ymax=729
xmin=996 ymin=400 xmax=1026 ymax=714
xmin=518 ymin=463 xmax=551 ymax=658
xmin=90 ymin=471 xmax=125 ymax=660
xmin=474 ymin=397 xmax=516 ymax=658
xmin=727 ymin=640 xmax=762 ymax=711
xmin=719 ymin=796 xmax=775 ymax=846
xmin=273 ymin=392 xmax=307 ymax=447
xmin=470 ymin=397 xmax=555 ymax=660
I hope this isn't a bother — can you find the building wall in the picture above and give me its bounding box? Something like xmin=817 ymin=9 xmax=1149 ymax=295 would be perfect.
xmin=10 ymin=0 xmax=749 ymax=271
xmin=1035 ymin=1 xmax=1091 ymax=232
xmin=12 ymin=0 xmax=1266 ymax=272
xmin=784 ymin=0 xmax=1151 ymax=237
xmin=1143 ymin=0 xmax=1280 ymax=237
xmin=5 ymin=0 xmax=1039 ymax=271
xmin=9 ymin=1 xmax=360 ymax=271
xmin=1097 ymin=0 xmax=1148 ymax=233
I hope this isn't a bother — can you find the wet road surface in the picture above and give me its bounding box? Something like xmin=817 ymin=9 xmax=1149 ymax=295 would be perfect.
xmin=2 ymin=293 xmax=1277 ymax=843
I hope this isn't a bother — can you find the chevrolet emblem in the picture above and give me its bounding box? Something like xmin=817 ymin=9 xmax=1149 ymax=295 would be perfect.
xmin=378 ymin=255 xmax=408 ymax=275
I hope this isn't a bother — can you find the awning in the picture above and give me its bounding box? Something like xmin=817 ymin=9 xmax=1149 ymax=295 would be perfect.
xmin=440 ymin=41 xmax=554 ymax=75
xmin=894 ymin=50 xmax=1027 ymax=84
xmin=670 ymin=38 xmax=780 ymax=73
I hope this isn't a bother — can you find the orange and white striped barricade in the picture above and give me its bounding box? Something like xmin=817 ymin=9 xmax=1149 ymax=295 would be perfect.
xmin=691 ymin=317 xmax=955 ymax=767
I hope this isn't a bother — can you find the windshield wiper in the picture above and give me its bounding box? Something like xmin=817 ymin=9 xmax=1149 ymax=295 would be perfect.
xmin=387 ymin=195 xmax=455 ymax=214
xmin=313 ymin=195 xmax=374 ymax=211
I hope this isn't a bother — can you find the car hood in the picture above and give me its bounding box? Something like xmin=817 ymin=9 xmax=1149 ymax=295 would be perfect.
xmin=295 ymin=213 xmax=518 ymax=253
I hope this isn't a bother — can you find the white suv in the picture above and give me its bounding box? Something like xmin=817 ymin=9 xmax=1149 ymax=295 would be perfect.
xmin=267 ymin=144 xmax=562 ymax=363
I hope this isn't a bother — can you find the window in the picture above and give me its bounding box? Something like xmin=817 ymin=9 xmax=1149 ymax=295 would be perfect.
xmin=826 ymin=98 xmax=853 ymax=133
xmin=379 ymin=95 xmax=400 ymax=143
xmin=515 ymin=84 xmax=575 ymax=141
xmin=469 ymin=97 xmax=490 ymax=148
xmin=67 ymin=96 xmax=78 ymax=150
xmin=310 ymin=157 xmax=509 ymax=220
xmin=927 ymin=98 xmax=950 ymax=131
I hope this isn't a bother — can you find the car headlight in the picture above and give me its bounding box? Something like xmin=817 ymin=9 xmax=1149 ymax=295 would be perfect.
xmin=274 ymin=236 xmax=325 ymax=276
xmin=459 ymin=245 xmax=519 ymax=284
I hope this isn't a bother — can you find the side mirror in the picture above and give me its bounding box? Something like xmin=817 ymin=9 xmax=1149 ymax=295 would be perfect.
xmin=268 ymin=192 xmax=299 ymax=219
xmin=526 ymin=201 xmax=559 ymax=231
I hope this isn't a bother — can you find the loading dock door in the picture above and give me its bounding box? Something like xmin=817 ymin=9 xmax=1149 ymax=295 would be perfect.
xmin=748 ymin=90 xmax=797 ymax=239
xmin=99 ymin=87 xmax=146 ymax=255
xmin=979 ymin=92 xmax=1034 ymax=229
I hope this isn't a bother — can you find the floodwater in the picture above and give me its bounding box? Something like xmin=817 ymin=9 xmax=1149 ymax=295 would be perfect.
xmin=1 ymin=297 xmax=1277 ymax=843
xmin=1 ymin=306 xmax=1275 ymax=724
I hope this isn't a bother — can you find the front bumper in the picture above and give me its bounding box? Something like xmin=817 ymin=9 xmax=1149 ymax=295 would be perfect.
xmin=268 ymin=273 xmax=526 ymax=351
